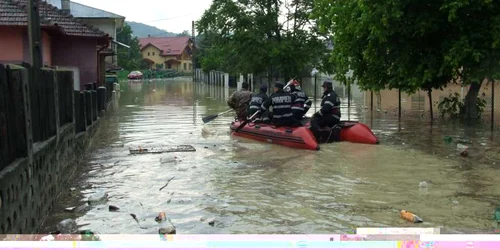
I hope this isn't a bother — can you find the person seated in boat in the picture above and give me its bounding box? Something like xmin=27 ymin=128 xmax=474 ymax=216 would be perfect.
xmin=260 ymin=82 xmax=299 ymax=127
xmin=227 ymin=82 xmax=252 ymax=121
xmin=310 ymin=81 xmax=341 ymax=138
xmin=248 ymin=85 xmax=270 ymax=123
xmin=286 ymin=80 xmax=312 ymax=121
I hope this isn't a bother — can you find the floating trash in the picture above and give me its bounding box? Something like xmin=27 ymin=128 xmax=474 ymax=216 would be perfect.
xmin=400 ymin=210 xmax=423 ymax=223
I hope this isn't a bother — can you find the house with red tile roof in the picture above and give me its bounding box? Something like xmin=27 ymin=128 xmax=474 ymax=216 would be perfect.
xmin=138 ymin=36 xmax=194 ymax=72
xmin=0 ymin=0 xmax=112 ymax=90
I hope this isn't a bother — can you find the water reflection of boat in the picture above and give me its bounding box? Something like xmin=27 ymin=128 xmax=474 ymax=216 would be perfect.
xmin=128 ymin=80 xmax=143 ymax=92
xmin=230 ymin=119 xmax=378 ymax=150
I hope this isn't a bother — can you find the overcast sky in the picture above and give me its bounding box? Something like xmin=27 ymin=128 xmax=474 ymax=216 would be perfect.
xmin=72 ymin=0 xmax=212 ymax=34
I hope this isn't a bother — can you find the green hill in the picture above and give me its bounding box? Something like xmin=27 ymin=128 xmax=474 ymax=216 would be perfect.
xmin=127 ymin=21 xmax=177 ymax=38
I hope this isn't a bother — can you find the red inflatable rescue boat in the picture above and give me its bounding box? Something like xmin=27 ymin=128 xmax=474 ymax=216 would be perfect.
xmin=230 ymin=119 xmax=379 ymax=150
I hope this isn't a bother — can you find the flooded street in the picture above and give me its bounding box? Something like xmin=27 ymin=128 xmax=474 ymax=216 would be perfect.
xmin=42 ymin=78 xmax=500 ymax=234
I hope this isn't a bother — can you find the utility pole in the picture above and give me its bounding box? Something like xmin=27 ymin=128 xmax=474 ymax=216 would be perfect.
xmin=28 ymin=0 xmax=43 ymax=70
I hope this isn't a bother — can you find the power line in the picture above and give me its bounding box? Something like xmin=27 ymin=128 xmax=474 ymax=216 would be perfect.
xmin=144 ymin=14 xmax=195 ymax=23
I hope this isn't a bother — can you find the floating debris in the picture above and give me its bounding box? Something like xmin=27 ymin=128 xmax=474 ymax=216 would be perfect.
xmin=460 ymin=150 xmax=469 ymax=157
xmin=158 ymin=223 xmax=176 ymax=235
xmin=109 ymin=205 xmax=120 ymax=212
xmin=176 ymin=166 xmax=189 ymax=172
xmin=160 ymin=155 xmax=179 ymax=163
xmin=130 ymin=145 xmax=196 ymax=154
xmin=457 ymin=144 xmax=469 ymax=151
xmin=64 ymin=207 xmax=76 ymax=212
xmin=208 ymin=218 xmax=215 ymax=227
xmin=400 ymin=210 xmax=423 ymax=223
xmin=130 ymin=214 xmax=139 ymax=223
xmin=130 ymin=214 xmax=148 ymax=229
xmin=155 ymin=212 xmax=167 ymax=223
xmin=57 ymin=219 xmax=77 ymax=234
xmin=88 ymin=190 xmax=108 ymax=205
xmin=70 ymin=187 xmax=76 ymax=192
xmin=159 ymin=177 xmax=176 ymax=191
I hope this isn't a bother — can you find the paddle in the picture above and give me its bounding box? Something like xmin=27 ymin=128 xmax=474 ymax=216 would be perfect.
xmin=234 ymin=80 xmax=296 ymax=132
xmin=234 ymin=111 xmax=260 ymax=132
xmin=202 ymin=109 xmax=233 ymax=123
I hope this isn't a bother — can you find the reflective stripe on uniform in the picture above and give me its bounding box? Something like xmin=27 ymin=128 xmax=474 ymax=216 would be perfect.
xmin=273 ymin=113 xmax=293 ymax=118
xmin=292 ymin=106 xmax=304 ymax=110
xmin=261 ymin=103 xmax=267 ymax=111
xmin=294 ymin=98 xmax=305 ymax=102
xmin=324 ymin=101 xmax=335 ymax=106
xmin=249 ymin=105 xmax=261 ymax=110
xmin=274 ymin=105 xmax=291 ymax=109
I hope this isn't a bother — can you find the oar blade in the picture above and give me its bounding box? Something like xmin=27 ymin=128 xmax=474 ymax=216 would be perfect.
xmin=202 ymin=114 xmax=218 ymax=123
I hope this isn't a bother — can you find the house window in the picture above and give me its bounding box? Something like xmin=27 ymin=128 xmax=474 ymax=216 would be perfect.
xmin=411 ymin=94 xmax=425 ymax=112
xmin=153 ymin=52 xmax=155 ymax=56
xmin=167 ymin=63 xmax=172 ymax=69
xmin=183 ymin=63 xmax=187 ymax=70
xmin=148 ymin=52 xmax=150 ymax=56
xmin=189 ymin=63 xmax=192 ymax=70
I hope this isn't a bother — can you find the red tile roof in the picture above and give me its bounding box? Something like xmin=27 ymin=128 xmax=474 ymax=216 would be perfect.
xmin=138 ymin=36 xmax=192 ymax=56
xmin=0 ymin=0 xmax=108 ymax=38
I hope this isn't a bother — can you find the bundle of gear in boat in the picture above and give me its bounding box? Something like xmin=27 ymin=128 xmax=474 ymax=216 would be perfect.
xmin=226 ymin=79 xmax=379 ymax=150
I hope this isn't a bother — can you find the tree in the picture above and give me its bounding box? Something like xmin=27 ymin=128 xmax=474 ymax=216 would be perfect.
xmin=440 ymin=1 xmax=500 ymax=119
xmin=313 ymin=0 xmax=500 ymax=120
xmin=196 ymin=0 xmax=327 ymax=80
xmin=177 ymin=30 xmax=191 ymax=37
xmin=117 ymin=23 xmax=145 ymax=71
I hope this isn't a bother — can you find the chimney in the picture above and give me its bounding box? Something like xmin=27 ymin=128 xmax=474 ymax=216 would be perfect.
xmin=61 ymin=0 xmax=70 ymax=14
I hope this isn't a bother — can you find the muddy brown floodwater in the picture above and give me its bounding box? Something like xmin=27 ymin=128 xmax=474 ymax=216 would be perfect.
xmin=41 ymin=78 xmax=500 ymax=234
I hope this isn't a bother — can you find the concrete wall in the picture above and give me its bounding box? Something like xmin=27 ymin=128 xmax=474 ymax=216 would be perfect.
xmin=52 ymin=37 xmax=98 ymax=90
xmin=0 ymin=64 xmax=118 ymax=234
xmin=362 ymin=81 xmax=500 ymax=120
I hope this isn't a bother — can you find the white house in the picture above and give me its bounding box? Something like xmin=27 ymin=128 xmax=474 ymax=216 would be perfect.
xmin=45 ymin=0 xmax=126 ymax=65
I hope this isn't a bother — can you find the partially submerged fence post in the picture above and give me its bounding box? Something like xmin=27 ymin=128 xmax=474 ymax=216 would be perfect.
xmin=224 ymin=73 xmax=229 ymax=89
xmin=237 ymin=74 xmax=243 ymax=91
xmin=492 ymin=80 xmax=495 ymax=131
xmin=347 ymin=81 xmax=351 ymax=118
xmin=370 ymin=91 xmax=374 ymax=111
xmin=398 ymin=89 xmax=402 ymax=120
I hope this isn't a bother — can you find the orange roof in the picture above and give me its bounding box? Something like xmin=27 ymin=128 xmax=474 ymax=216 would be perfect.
xmin=138 ymin=36 xmax=192 ymax=56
